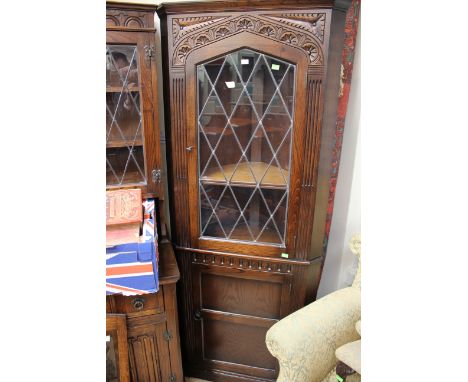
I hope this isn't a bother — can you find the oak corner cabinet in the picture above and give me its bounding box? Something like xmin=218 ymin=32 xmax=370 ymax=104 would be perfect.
xmin=157 ymin=1 xmax=353 ymax=381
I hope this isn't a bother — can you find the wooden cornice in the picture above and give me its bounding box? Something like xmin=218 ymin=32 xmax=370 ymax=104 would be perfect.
xmin=157 ymin=0 xmax=337 ymax=17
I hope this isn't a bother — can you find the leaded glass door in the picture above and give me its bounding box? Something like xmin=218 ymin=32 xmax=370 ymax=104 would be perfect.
xmin=105 ymin=31 xmax=161 ymax=196
xmin=107 ymin=44 xmax=147 ymax=188
xmin=197 ymin=49 xmax=295 ymax=246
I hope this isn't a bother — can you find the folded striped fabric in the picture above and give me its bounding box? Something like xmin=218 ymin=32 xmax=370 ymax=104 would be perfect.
xmin=106 ymin=199 xmax=158 ymax=295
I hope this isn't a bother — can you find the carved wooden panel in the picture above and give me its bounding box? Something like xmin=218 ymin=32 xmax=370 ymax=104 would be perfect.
xmin=170 ymin=75 xmax=191 ymax=246
xmin=295 ymin=77 xmax=323 ymax=260
xmin=171 ymin=13 xmax=327 ymax=67
xmin=128 ymin=334 xmax=163 ymax=382
xmin=106 ymin=8 xmax=154 ymax=30
xmin=261 ymin=13 xmax=326 ymax=42
xmin=172 ymin=16 xmax=229 ymax=43
xmin=191 ymin=251 xmax=293 ymax=274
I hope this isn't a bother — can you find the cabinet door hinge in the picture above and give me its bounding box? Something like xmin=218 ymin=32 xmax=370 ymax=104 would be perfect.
xmin=169 ymin=373 xmax=176 ymax=382
xmin=163 ymin=329 xmax=173 ymax=342
xmin=152 ymin=169 xmax=161 ymax=183
xmin=144 ymin=45 xmax=155 ymax=59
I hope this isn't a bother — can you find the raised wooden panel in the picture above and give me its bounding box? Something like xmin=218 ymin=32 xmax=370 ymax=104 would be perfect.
xmin=126 ymin=314 xmax=172 ymax=382
xmin=128 ymin=333 xmax=163 ymax=382
xmin=203 ymin=317 xmax=276 ymax=370
xmin=201 ymin=273 xmax=282 ymax=319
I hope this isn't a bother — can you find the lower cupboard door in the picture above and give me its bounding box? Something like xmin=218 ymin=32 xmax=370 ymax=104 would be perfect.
xmin=191 ymin=263 xmax=293 ymax=380
xmin=126 ymin=315 xmax=171 ymax=382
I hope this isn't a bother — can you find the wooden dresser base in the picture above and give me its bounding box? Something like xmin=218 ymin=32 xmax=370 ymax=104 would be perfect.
xmin=107 ymin=242 xmax=183 ymax=382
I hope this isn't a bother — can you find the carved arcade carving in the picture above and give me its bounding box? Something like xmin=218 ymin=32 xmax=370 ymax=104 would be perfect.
xmin=106 ymin=9 xmax=149 ymax=29
xmin=191 ymin=252 xmax=293 ymax=274
xmin=172 ymin=16 xmax=229 ymax=43
xmin=171 ymin=14 xmax=326 ymax=67
xmin=262 ymin=13 xmax=326 ymax=42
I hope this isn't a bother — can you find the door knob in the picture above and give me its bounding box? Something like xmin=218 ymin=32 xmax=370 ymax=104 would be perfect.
xmin=186 ymin=146 xmax=194 ymax=152
xmin=194 ymin=310 xmax=202 ymax=320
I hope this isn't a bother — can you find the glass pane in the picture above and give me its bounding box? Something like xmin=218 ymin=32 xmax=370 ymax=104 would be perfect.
xmin=197 ymin=49 xmax=295 ymax=245
xmin=106 ymin=146 xmax=145 ymax=186
xmin=107 ymin=45 xmax=139 ymax=88
xmin=106 ymin=44 xmax=146 ymax=187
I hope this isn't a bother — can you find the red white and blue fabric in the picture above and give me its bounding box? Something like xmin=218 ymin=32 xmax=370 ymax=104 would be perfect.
xmin=106 ymin=199 xmax=159 ymax=296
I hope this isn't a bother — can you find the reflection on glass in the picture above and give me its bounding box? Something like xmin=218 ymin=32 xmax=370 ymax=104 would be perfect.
xmin=106 ymin=44 xmax=146 ymax=187
xmin=197 ymin=49 xmax=295 ymax=245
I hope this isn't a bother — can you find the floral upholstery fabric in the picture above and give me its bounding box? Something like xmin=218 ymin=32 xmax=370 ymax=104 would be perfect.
xmin=265 ymin=234 xmax=361 ymax=382
xmin=321 ymin=368 xmax=361 ymax=382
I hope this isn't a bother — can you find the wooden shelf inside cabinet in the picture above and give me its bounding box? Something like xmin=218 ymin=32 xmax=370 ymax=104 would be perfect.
xmin=204 ymin=224 xmax=282 ymax=245
xmin=203 ymin=119 xmax=289 ymax=137
xmin=107 ymin=171 xmax=146 ymax=187
xmin=106 ymin=86 xmax=140 ymax=93
xmin=201 ymin=162 xmax=288 ymax=189
xmin=106 ymin=140 xmax=143 ymax=148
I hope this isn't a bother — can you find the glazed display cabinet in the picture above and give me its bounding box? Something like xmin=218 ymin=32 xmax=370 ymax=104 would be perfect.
xmin=158 ymin=1 xmax=353 ymax=381
xmin=106 ymin=3 xmax=183 ymax=382
xmin=106 ymin=2 xmax=163 ymax=197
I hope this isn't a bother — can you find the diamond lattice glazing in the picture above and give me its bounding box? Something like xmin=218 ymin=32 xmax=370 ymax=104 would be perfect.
xmin=198 ymin=49 xmax=295 ymax=245
xmin=106 ymin=45 xmax=146 ymax=186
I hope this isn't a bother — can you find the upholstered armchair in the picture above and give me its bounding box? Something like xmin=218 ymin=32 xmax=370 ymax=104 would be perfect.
xmin=266 ymin=235 xmax=361 ymax=382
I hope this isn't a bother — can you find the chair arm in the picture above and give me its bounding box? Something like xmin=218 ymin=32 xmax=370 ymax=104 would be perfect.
xmin=266 ymin=287 xmax=361 ymax=382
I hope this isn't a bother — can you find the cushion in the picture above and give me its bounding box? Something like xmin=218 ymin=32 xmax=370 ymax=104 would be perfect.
xmin=335 ymin=340 xmax=361 ymax=375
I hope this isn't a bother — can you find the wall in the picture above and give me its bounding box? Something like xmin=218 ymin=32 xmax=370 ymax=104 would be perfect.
xmin=317 ymin=24 xmax=360 ymax=298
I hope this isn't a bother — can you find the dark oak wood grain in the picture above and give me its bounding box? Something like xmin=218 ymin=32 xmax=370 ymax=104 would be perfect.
xmin=201 ymin=273 xmax=282 ymax=318
xmin=158 ymin=1 xmax=352 ymax=381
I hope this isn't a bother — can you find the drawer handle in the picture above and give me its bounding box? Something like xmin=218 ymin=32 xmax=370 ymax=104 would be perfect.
xmin=194 ymin=310 xmax=202 ymax=320
xmin=132 ymin=297 xmax=145 ymax=310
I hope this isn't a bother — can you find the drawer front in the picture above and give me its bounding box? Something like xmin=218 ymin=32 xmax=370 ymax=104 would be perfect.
xmin=107 ymin=292 xmax=164 ymax=315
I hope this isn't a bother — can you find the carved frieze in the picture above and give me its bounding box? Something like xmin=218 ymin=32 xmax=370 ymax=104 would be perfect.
xmin=262 ymin=13 xmax=326 ymax=42
xmin=172 ymin=16 xmax=229 ymax=44
xmin=171 ymin=14 xmax=325 ymax=67
xmin=191 ymin=252 xmax=293 ymax=274
xmin=106 ymin=10 xmax=148 ymax=29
